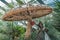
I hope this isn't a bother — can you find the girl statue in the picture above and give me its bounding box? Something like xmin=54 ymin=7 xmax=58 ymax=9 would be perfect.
xmin=36 ymin=21 xmax=49 ymax=40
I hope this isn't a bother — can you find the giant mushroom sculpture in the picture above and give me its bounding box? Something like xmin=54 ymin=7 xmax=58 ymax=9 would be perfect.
xmin=2 ymin=4 xmax=52 ymax=40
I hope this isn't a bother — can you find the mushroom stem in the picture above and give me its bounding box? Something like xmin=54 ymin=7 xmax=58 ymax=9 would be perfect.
xmin=25 ymin=21 xmax=32 ymax=40
xmin=25 ymin=17 xmax=32 ymax=40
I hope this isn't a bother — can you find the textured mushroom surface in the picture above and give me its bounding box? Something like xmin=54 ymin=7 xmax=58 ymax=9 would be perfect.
xmin=2 ymin=5 xmax=52 ymax=21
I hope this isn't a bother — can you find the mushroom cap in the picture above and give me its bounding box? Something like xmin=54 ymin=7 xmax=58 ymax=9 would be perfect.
xmin=2 ymin=5 xmax=52 ymax=21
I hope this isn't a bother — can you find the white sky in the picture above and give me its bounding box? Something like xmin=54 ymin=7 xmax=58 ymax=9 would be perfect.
xmin=5 ymin=0 xmax=11 ymax=3
xmin=43 ymin=0 xmax=54 ymax=4
xmin=0 ymin=1 xmax=6 ymax=7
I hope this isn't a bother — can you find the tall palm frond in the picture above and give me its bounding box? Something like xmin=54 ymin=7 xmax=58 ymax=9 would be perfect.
xmin=37 ymin=0 xmax=44 ymax=4
xmin=16 ymin=0 xmax=24 ymax=5
xmin=0 ymin=6 xmax=6 ymax=11
xmin=0 ymin=0 xmax=14 ymax=8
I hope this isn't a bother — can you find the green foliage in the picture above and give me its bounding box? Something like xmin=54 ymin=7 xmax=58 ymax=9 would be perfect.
xmin=52 ymin=0 xmax=60 ymax=31
xmin=54 ymin=0 xmax=60 ymax=12
xmin=0 ymin=0 xmax=60 ymax=40
xmin=41 ymin=0 xmax=60 ymax=40
xmin=16 ymin=0 xmax=24 ymax=5
xmin=15 ymin=26 xmax=26 ymax=34
xmin=37 ymin=0 xmax=44 ymax=4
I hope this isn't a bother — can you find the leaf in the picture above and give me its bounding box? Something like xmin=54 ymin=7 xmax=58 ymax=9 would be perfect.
xmin=16 ymin=0 xmax=24 ymax=5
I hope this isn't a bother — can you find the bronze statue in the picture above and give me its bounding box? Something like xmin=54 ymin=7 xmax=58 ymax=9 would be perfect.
xmin=2 ymin=4 xmax=52 ymax=40
xmin=36 ymin=21 xmax=48 ymax=40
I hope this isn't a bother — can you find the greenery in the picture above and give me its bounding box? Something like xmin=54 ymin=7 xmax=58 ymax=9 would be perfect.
xmin=0 ymin=0 xmax=60 ymax=40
